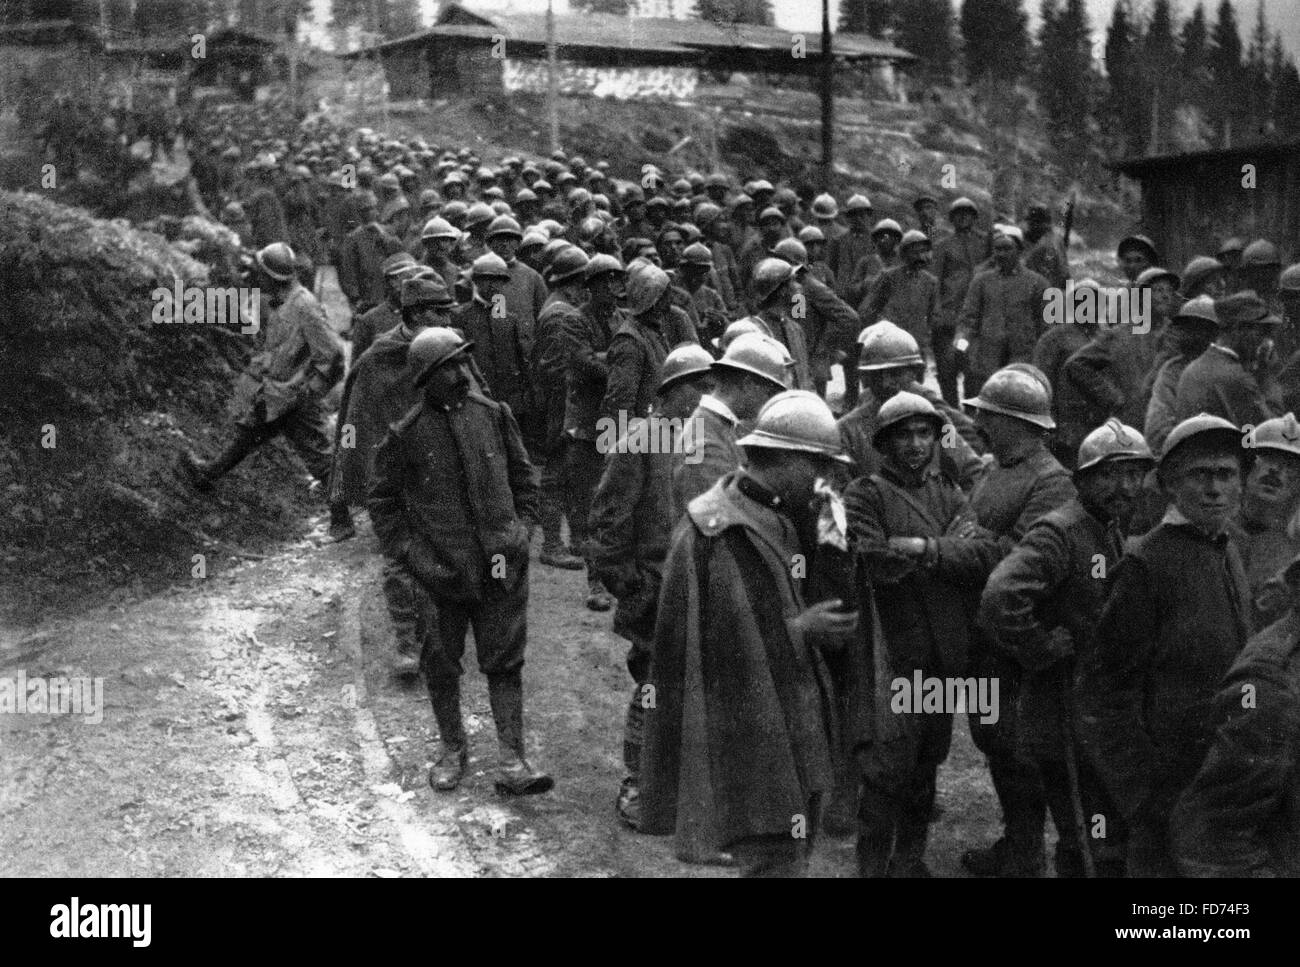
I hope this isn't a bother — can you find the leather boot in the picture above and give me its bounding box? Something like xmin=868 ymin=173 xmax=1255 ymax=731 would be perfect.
xmin=426 ymin=677 xmax=467 ymax=791
xmin=488 ymin=672 xmax=553 ymax=796
xmin=585 ymin=577 xmax=614 ymax=612
xmin=855 ymin=786 xmax=896 ymax=878
xmin=890 ymin=820 xmax=932 ymax=877
xmin=177 ymin=427 xmax=260 ymax=492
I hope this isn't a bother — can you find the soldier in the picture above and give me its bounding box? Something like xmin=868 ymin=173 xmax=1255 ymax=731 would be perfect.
xmin=1033 ymin=277 xmax=1102 ymax=453
xmin=531 ymin=246 xmax=592 ymax=573
xmin=487 ymin=215 xmax=548 ymax=333
xmin=418 ymin=216 xmax=464 ymax=294
xmin=846 ymin=392 xmax=1001 ymax=876
xmin=809 ymin=193 xmax=845 ymax=244
xmin=589 ymin=344 xmax=715 ymax=829
xmin=980 ymin=419 xmax=1155 ymax=877
xmin=349 ymin=252 xmax=415 ymax=361
xmin=858 ymin=230 xmax=940 ymax=362
xmin=337 ymin=190 xmax=403 ymax=317
xmin=697 ymin=202 xmax=742 ymax=316
xmin=1116 ymin=234 xmax=1158 ymax=286
xmin=738 ymin=207 xmax=787 ymax=309
xmin=1180 ymin=255 xmax=1228 ymax=301
xmin=242 ymin=157 xmax=289 ymax=249
xmin=837 ymin=322 xmax=985 ymax=489
xmin=1143 ymin=295 xmax=1219 ymax=457
xmin=846 ymin=219 xmax=902 ymax=307
xmin=369 ymin=328 xmax=551 ymax=796
xmin=178 ymin=243 xmax=342 ymax=496
xmin=602 ymin=263 xmax=675 ymax=425
xmin=959 ymin=367 xmax=1077 ymax=876
xmin=772 ymin=238 xmax=859 ymax=400
xmin=1022 ymin=203 xmax=1069 ymax=290
xmin=558 ymin=253 xmax=625 ymax=608
xmin=954 ymin=228 xmax=1051 ymax=399
xmin=745 ymin=258 xmax=814 ymax=391
xmin=932 ymin=197 xmax=990 ymax=405
xmin=330 ymin=276 xmax=457 ymax=674
xmin=1171 ymin=553 xmax=1300 ymax=877
xmin=673 ymin=333 xmax=792 ymax=516
xmin=458 ymin=202 xmax=496 ymax=264
xmin=1174 ymin=290 xmax=1282 ymax=427
xmin=639 ymin=390 xmax=860 ymax=876
xmin=677 ymin=242 xmax=730 ymax=349
xmin=1080 ymin=414 xmax=1252 ymax=876
xmin=798 ymin=226 xmax=835 ymax=288
xmin=827 ymin=193 xmax=875 ymax=302
xmin=1230 ymin=413 xmax=1300 ymax=629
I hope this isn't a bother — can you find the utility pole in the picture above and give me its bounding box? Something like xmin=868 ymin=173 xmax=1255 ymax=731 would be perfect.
xmin=819 ymin=0 xmax=833 ymax=190
xmin=547 ymin=0 xmax=560 ymax=154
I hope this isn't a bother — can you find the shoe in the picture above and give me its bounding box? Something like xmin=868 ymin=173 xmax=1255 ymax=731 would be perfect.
xmin=429 ymin=744 xmax=468 ymax=792
xmin=494 ymin=755 xmax=554 ymax=796
xmin=176 ymin=451 xmax=213 ymax=492
xmin=585 ymin=578 xmax=614 ymax=612
xmin=539 ymin=545 xmax=584 ymax=570
xmin=392 ymin=647 xmax=420 ymax=679
xmin=961 ymin=838 xmax=1045 ymax=877
xmin=616 ymin=777 xmax=641 ymax=830
xmin=327 ymin=503 xmax=356 ymax=542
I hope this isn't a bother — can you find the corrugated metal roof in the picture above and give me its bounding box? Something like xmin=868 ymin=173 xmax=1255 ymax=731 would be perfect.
xmin=1112 ymin=140 xmax=1300 ymax=177
xmin=357 ymin=11 xmax=913 ymax=62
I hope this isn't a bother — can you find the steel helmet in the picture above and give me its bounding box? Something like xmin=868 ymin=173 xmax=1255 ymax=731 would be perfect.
xmin=567 ymin=186 xmax=593 ymax=208
xmin=440 ymin=200 xmax=468 ymax=223
xmin=470 ymin=252 xmax=511 ymax=280
xmin=409 ymin=327 xmax=473 ymax=387
xmin=1180 ymin=256 xmax=1224 ymax=296
xmin=1117 ymin=234 xmax=1158 ymax=262
xmin=749 ymin=179 xmax=775 ymax=196
xmin=773 ymin=238 xmax=809 ymax=266
xmin=464 ymin=202 xmax=496 ymax=227
xmin=515 ymin=187 xmax=538 ymax=204
xmin=486 ymin=215 xmax=523 ymax=239
xmin=1280 ymin=263 xmax=1300 ymax=293
xmin=1172 ymin=294 xmax=1219 ymax=327
xmin=626 ymin=263 xmax=671 ymax=314
xmin=757 ymin=205 xmax=785 ymax=225
xmin=381 ymin=251 xmax=417 ymax=276
xmin=1135 ymin=266 xmax=1180 ymax=289
xmin=1248 ymin=413 xmax=1300 ymax=460
xmin=797 ymin=225 xmax=826 ymax=244
xmin=680 ymin=242 xmax=714 ymax=267
xmin=844 ymin=193 xmax=872 ymax=213
xmin=400 ymin=275 xmax=454 ymax=310
xmin=657 ymin=344 xmax=715 ymax=394
xmin=736 ymin=390 xmax=851 ymax=463
xmin=899 ymin=229 xmax=931 ymax=252
xmin=964 ymin=367 xmax=1055 ymax=429
xmin=728 ymin=193 xmax=754 ymax=211
xmin=693 ymin=201 xmax=722 ymax=228
xmin=645 ymin=196 xmax=671 ymax=212
xmin=718 ymin=317 xmax=763 ymax=352
xmin=1159 ymin=412 xmax=1244 ymax=469
xmin=583 ymin=252 xmax=625 ymax=283
xmin=1076 ymin=418 xmax=1154 ymax=472
xmin=811 ymin=193 xmax=838 ymax=218
xmin=705 ymin=171 xmax=730 ymax=189
xmin=752 ymin=257 xmax=796 ymax=303
xmin=1217 ymin=236 xmax=1246 ymax=257
xmin=1241 ymin=239 xmax=1282 ymax=268
xmin=948 ymin=196 xmax=977 ymax=216
xmin=773 ymin=187 xmax=799 ymax=208
xmin=520 ymin=228 xmax=548 ymax=250
xmin=545 ymin=246 xmax=590 ymax=286
xmin=711 ymin=332 xmax=793 ymax=391
xmin=872 ymin=391 xmax=944 ymax=450
xmin=537 ymin=218 xmax=566 ymax=238
xmin=255 ymin=242 xmax=297 ymax=281
xmin=539 ymin=238 xmax=572 ymax=269
xmin=1215 ymin=290 xmax=1283 ymax=328
xmin=421 ymin=216 xmax=460 ymax=240
xmin=871 ymin=218 xmax=903 ymax=239
xmin=857 ymin=321 xmax=924 ymax=371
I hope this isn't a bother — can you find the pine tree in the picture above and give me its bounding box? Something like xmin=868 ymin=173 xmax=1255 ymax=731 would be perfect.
xmin=896 ymin=0 xmax=953 ymax=81
xmin=1273 ymin=42 xmax=1300 ymax=138
xmin=838 ymin=0 xmax=900 ymax=36
xmin=1208 ymin=0 xmax=1245 ymax=146
xmin=1035 ymin=0 xmax=1091 ymax=155
xmin=1243 ymin=0 xmax=1272 ymax=140
xmin=960 ymin=0 xmax=1029 ymax=83
xmin=1140 ymin=0 xmax=1179 ymax=153
xmin=1179 ymin=2 xmax=1210 ymax=118
xmin=1102 ymin=0 xmax=1145 ymax=154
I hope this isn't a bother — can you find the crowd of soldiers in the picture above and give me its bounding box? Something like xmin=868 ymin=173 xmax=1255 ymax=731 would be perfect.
xmin=171 ymin=102 xmax=1300 ymax=877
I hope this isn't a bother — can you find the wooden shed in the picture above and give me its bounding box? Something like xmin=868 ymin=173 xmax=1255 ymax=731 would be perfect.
xmin=1111 ymin=141 xmax=1300 ymax=270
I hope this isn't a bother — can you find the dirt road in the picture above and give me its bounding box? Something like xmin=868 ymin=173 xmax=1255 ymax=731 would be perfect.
xmin=0 ymin=515 xmax=1003 ymax=878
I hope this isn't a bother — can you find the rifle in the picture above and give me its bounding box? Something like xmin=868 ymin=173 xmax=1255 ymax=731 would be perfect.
xmin=1061 ymin=657 xmax=1096 ymax=878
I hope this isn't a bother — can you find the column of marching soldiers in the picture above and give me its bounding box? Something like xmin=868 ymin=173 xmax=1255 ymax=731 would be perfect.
xmin=174 ymin=105 xmax=1300 ymax=877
